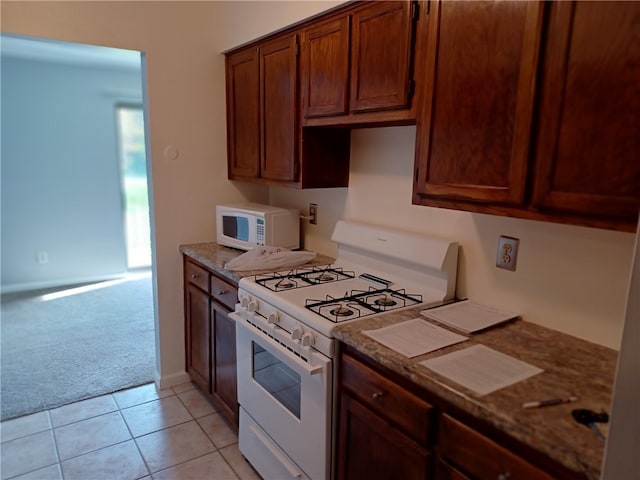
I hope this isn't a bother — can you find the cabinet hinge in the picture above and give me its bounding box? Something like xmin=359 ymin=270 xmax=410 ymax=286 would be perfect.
xmin=412 ymin=2 xmax=420 ymax=20
xmin=295 ymin=42 xmax=300 ymax=57
xmin=408 ymin=79 xmax=416 ymax=98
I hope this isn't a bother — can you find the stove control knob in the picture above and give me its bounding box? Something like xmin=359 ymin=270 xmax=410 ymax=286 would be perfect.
xmin=267 ymin=312 xmax=279 ymax=325
xmin=301 ymin=332 xmax=315 ymax=347
xmin=291 ymin=325 xmax=304 ymax=341
xmin=240 ymin=296 xmax=250 ymax=308
xmin=247 ymin=300 xmax=258 ymax=313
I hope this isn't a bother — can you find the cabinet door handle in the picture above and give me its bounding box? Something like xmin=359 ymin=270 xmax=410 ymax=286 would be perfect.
xmin=372 ymin=392 xmax=384 ymax=400
xmin=498 ymin=473 xmax=511 ymax=480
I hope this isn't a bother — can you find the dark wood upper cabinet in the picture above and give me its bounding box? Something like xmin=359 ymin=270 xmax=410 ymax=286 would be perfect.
xmin=225 ymin=35 xmax=299 ymax=185
xmin=226 ymin=47 xmax=259 ymax=179
xmin=301 ymin=16 xmax=351 ymax=118
xmin=259 ymin=35 xmax=298 ymax=183
xmin=226 ymin=34 xmax=350 ymax=188
xmin=350 ymin=1 xmax=415 ymax=113
xmin=413 ymin=0 xmax=640 ymax=231
xmin=414 ymin=0 xmax=544 ymax=205
xmin=301 ymin=0 xmax=420 ymax=126
xmin=531 ymin=1 xmax=640 ymax=220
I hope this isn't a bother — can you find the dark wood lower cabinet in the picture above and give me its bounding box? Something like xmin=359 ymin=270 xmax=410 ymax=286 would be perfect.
xmin=184 ymin=257 xmax=239 ymax=428
xmin=436 ymin=415 xmax=555 ymax=480
xmin=337 ymin=350 xmax=434 ymax=479
xmin=185 ymin=284 xmax=211 ymax=392
xmin=337 ymin=347 xmax=581 ymax=480
xmin=337 ymin=393 xmax=432 ymax=480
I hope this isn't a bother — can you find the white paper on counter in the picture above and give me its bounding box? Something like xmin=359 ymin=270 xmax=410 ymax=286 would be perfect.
xmin=420 ymin=344 xmax=543 ymax=395
xmin=420 ymin=300 xmax=518 ymax=334
xmin=363 ymin=318 xmax=468 ymax=358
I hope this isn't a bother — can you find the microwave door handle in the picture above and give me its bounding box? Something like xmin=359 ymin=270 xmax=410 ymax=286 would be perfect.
xmin=249 ymin=424 xmax=303 ymax=478
xmin=232 ymin=312 xmax=324 ymax=377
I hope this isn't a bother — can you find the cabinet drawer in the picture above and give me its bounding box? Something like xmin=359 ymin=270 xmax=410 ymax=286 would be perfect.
xmin=341 ymin=354 xmax=433 ymax=445
xmin=438 ymin=415 xmax=555 ymax=480
xmin=185 ymin=261 xmax=210 ymax=293
xmin=211 ymin=275 xmax=238 ymax=311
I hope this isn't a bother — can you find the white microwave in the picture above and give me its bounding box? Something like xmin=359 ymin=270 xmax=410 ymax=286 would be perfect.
xmin=216 ymin=203 xmax=300 ymax=251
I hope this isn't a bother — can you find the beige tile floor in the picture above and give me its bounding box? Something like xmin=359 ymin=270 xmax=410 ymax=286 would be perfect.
xmin=0 ymin=382 xmax=261 ymax=480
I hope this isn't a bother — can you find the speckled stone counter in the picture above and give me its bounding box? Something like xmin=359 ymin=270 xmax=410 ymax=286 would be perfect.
xmin=334 ymin=308 xmax=618 ymax=480
xmin=179 ymin=242 xmax=335 ymax=285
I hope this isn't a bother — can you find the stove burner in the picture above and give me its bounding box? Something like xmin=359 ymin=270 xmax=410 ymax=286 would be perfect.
xmin=315 ymin=272 xmax=336 ymax=282
xmin=329 ymin=306 xmax=354 ymax=317
xmin=276 ymin=279 xmax=296 ymax=289
xmin=374 ymin=295 xmax=397 ymax=307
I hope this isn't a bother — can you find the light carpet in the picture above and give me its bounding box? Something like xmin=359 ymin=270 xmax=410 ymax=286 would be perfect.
xmin=0 ymin=273 xmax=156 ymax=421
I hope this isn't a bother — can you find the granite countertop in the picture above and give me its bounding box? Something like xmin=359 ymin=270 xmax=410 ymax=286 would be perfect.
xmin=179 ymin=242 xmax=335 ymax=285
xmin=334 ymin=308 xmax=618 ymax=480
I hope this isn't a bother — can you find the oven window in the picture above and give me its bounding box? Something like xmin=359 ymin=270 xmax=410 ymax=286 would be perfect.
xmin=222 ymin=215 xmax=249 ymax=241
xmin=252 ymin=342 xmax=301 ymax=418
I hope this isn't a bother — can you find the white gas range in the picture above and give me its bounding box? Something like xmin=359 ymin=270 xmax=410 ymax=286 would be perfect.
xmin=231 ymin=220 xmax=459 ymax=480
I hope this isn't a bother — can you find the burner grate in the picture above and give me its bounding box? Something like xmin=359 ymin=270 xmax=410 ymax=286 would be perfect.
xmin=255 ymin=266 xmax=355 ymax=292
xmin=305 ymin=287 xmax=422 ymax=322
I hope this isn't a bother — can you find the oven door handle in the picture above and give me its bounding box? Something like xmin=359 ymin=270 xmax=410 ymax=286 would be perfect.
xmin=249 ymin=424 xmax=303 ymax=478
xmin=231 ymin=312 xmax=324 ymax=377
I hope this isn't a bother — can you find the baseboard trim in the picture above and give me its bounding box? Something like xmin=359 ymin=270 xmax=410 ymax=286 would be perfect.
xmin=156 ymin=371 xmax=191 ymax=390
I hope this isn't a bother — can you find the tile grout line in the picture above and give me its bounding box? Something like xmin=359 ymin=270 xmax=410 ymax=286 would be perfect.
xmin=117 ymin=408 xmax=152 ymax=479
xmin=2 ymin=382 xmax=242 ymax=480
xmin=47 ymin=409 xmax=64 ymax=480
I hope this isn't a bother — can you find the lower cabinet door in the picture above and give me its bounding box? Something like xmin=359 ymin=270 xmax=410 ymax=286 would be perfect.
xmin=337 ymin=393 xmax=432 ymax=480
xmin=186 ymin=284 xmax=211 ymax=392
xmin=211 ymin=302 xmax=239 ymax=426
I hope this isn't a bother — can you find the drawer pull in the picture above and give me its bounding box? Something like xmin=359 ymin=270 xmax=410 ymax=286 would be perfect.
xmin=372 ymin=392 xmax=384 ymax=400
xmin=191 ymin=274 xmax=200 ymax=279
xmin=217 ymin=290 xmax=227 ymax=295
xmin=498 ymin=473 xmax=511 ymax=480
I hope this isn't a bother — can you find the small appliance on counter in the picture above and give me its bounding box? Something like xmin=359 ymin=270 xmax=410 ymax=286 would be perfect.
xmin=216 ymin=202 xmax=300 ymax=251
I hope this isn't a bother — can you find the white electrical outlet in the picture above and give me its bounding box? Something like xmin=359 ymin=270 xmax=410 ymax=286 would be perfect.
xmin=496 ymin=236 xmax=519 ymax=271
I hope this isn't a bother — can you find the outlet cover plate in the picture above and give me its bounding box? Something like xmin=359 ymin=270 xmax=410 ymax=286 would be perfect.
xmin=496 ymin=236 xmax=519 ymax=271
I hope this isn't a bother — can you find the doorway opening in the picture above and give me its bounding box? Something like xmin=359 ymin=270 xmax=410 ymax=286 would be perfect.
xmin=0 ymin=34 xmax=157 ymax=421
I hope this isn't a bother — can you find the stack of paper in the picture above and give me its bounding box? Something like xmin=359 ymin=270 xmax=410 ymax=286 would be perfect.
xmin=421 ymin=300 xmax=518 ymax=334
xmin=420 ymin=344 xmax=543 ymax=395
xmin=363 ymin=318 xmax=468 ymax=358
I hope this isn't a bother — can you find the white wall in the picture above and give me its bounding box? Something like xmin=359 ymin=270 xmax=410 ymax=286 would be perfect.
xmin=273 ymin=127 xmax=635 ymax=349
xmin=1 ymin=53 xmax=139 ymax=290
xmin=1 ymin=0 xmax=268 ymax=387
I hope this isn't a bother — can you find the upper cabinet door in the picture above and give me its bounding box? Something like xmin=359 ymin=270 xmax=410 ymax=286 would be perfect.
xmin=259 ymin=35 xmax=298 ymax=182
xmin=350 ymin=1 xmax=415 ymax=113
xmin=302 ymin=16 xmax=350 ymax=118
xmin=226 ymin=48 xmax=259 ymax=179
xmin=414 ymin=1 xmax=543 ymax=205
xmin=531 ymin=1 xmax=640 ymax=220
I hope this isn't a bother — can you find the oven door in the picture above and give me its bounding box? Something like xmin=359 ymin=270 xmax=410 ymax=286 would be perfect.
xmin=233 ymin=312 xmax=331 ymax=480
